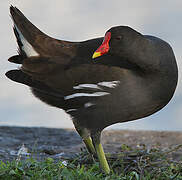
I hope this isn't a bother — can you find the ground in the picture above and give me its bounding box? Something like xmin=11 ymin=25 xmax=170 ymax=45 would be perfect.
xmin=0 ymin=126 xmax=181 ymax=163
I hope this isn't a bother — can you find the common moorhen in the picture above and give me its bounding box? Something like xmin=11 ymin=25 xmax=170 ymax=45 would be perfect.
xmin=6 ymin=6 xmax=178 ymax=174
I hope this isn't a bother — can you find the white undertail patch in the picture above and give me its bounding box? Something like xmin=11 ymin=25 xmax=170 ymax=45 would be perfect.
xmin=14 ymin=25 xmax=39 ymax=57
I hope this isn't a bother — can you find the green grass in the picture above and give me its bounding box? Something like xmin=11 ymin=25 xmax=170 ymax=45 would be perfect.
xmin=0 ymin=145 xmax=182 ymax=180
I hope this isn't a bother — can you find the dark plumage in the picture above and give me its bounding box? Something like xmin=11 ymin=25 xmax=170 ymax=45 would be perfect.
xmin=6 ymin=6 xmax=178 ymax=174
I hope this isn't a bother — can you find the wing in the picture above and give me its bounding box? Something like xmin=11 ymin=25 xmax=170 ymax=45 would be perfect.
xmin=6 ymin=54 xmax=123 ymax=112
xmin=8 ymin=6 xmax=122 ymax=112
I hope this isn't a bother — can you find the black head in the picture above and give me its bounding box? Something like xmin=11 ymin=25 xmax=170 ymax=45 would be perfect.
xmin=92 ymin=26 xmax=144 ymax=59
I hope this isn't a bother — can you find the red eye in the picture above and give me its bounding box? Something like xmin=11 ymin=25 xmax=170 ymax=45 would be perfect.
xmin=116 ymin=36 xmax=122 ymax=41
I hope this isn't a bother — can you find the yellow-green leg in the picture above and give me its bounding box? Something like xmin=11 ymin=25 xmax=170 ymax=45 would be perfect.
xmin=73 ymin=121 xmax=96 ymax=154
xmin=92 ymin=132 xmax=110 ymax=174
xmin=83 ymin=136 xmax=96 ymax=154
xmin=73 ymin=121 xmax=110 ymax=174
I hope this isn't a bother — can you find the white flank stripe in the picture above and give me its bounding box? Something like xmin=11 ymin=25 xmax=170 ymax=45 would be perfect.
xmin=64 ymin=92 xmax=110 ymax=100
xmin=98 ymin=81 xmax=120 ymax=88
xmin=15 ymin=25 xmax=39 ymax=57
xmin=66 ymin=109 xmax=77 ymax=113
xmin=73 ymin=81 xmax=120 ymax=91
xmin=73 ymin=84 xmax=102 ymax=90
xmin=84 ymin=102 xmax=95 ymax=108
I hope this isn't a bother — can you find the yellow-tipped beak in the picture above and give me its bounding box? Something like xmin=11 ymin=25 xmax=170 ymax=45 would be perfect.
xmin=92 ymin=32 xmax=111 ymax=59
xmin=92 ymin=51 xmax=101 ymax=59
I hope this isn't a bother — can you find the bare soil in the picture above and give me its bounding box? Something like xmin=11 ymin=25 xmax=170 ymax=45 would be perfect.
xmin=0 ymin=126 xmax=181 ymax=162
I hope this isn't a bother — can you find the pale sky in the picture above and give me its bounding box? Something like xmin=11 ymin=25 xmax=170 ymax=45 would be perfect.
xmin=1 ymin=0 xmax=182 ymax=130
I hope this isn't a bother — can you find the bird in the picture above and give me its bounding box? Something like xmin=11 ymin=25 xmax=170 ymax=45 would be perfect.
xmin=6 ymin=6 xmax=178 ymax=174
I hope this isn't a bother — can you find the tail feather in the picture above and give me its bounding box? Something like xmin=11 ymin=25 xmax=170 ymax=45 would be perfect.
xmin=10 ymin=6 xmax=75 ymax=58
xmin=5 ymin=70 xmax=64 ymax=98
xmin=13 ymin=26 xmax=25 ymax=57
xmin=10 ymin=6 xmax=47 ymax=57
xmin=10 ymin=6 xmax=42 ymax=57
xmin=8 ymin=55 xmax=23 ymax=64
xmin=6 ymin=69 xmax=44 ymax=88
xmin=10 ymin=6 xmax=46 ymax=46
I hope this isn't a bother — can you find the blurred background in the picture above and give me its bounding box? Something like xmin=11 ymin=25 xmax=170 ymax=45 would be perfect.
xmin=1 ymin=0 xmax=182 ymax=131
